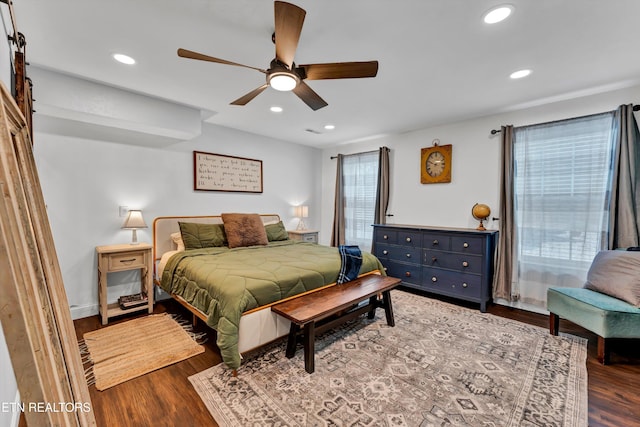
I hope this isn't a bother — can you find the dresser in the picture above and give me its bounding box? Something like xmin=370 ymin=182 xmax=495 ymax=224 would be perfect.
xmin=372 ymin=224 xmax=498 ymax=312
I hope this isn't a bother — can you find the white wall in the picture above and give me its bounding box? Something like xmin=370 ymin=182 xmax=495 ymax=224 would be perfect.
xmin=319 ymin=84 xmax=640 ymax=245
xmin=33 ymin=101 xmax=322 ymax=319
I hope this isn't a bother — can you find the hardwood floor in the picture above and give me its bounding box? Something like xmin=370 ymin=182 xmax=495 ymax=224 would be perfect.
xmin=30 ymin=294 xmax=639 ymax=427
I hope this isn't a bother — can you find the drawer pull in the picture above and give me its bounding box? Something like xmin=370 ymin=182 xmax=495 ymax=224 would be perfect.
xmin=431 ymin=256 xmax=437 ymax=262
xmin=431 ymin=276 xmax=437 ymax=282
xmin=119 ymin=258 xmax=136 ymax=263
xmin=383 ymin=235 xmax=388 ymax=240
xmin=462 ymin=261 xmax=469 ymax=267
xmin=383 ymin=250 xmax=388 ymax=255
xmin=433 ymin=239 xmax=439 ymax=245
xmin=406 ymin=253 xmax=411 ymax=258
xmin=406 ymin=237 xmax=412 ymax=243
xmin=405 ymin=272 xmax=412 ymax=278
xmin=462 ymin=282 xmax=468 ymax=288
xmin=463 ymin=242 xmax=469 ymax=248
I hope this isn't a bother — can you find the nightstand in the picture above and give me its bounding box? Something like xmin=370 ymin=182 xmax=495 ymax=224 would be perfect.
xmin=96 ymin=243 xmax=153 ymax=325
xmin=287 ymin=230 xmax=319 ymax=244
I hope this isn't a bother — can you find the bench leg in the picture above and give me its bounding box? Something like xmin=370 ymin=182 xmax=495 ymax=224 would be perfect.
xmin=597 ymin=336 xmax=610 ymax=365
xmin=549 ymin=312 xmax=559 ymax=336
xmin=303 ymin=322 xmax=315 ymax=374
xmin=286 ymin=323 xmax=299 ymax=358
xmin=382 ymin=290 xmax=395 ymax=327
xmin=367 ymin=295 xmax=377 ymax=319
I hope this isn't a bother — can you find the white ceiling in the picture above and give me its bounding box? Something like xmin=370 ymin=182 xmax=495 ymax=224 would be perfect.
xmin=12 ymin=0 xmax=640 ymax=148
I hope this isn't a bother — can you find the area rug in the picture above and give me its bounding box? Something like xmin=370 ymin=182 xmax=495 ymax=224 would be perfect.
xmin=189 ymin=290 xmax=588 ymax=426
xmin=81 ymin=313 xmax=204 ymax=391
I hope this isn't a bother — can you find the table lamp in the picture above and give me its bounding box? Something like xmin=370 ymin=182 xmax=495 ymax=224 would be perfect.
xmin=122 ymin=210 xmax=147 ymax=245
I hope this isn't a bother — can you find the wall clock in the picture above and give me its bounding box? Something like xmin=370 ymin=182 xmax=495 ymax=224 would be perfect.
xmin=421 ymin=140 xmax=452 ymax=184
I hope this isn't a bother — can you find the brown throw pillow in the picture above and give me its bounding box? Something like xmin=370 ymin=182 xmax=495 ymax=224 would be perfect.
xmin=583 ymin=250 xmax=640 ymax=307
xmin=221 ymin=213 xmax=269 ymax=248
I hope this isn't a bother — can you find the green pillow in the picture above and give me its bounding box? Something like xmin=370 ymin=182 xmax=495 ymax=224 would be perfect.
xmin=265 ymin=221 xmax=289 ymax=242
xmin=178 ymin=222 xmax=227 ymax=249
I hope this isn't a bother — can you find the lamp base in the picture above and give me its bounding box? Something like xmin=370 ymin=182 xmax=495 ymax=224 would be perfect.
xmin=296 ymin=219 xmax=307 ymax=231
xmin=130 ymin=229 xmax=140 ymax=245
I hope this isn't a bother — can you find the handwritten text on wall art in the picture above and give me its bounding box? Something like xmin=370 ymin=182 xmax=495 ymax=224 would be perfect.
xmin=194 ymin=151 xmax=263 ymax=193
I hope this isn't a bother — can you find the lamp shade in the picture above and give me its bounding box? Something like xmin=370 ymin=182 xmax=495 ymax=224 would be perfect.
xmin=122 ymin=210 xmax=147 ymax=245
xmin=122 ymin=210 xmax=147 ymax=229
xmin=294 ymin=205 xmax=309 ymax=218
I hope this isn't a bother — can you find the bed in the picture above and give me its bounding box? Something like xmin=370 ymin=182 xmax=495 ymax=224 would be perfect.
xmin=153 ymin=214 xmax=385 ymax=370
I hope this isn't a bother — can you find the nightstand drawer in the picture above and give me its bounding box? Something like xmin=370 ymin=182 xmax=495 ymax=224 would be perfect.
xmin=108 ymin=251 xmax=146 ymax=271
xmin=288 ymin=230 xmax=318 ymax=243
xmin=301 ymin=233 xmax=317 ymax=243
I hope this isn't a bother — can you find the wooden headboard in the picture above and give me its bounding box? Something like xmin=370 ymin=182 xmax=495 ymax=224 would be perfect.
xmin=152 ymin=214 xmax=281 ymax=262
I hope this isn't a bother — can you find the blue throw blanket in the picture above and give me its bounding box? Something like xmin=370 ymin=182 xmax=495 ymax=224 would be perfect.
xmin=337 ymin=245 xmax=363 ymax=284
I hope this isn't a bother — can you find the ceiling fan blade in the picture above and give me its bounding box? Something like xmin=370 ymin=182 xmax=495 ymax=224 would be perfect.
xmin=298 ymin=61 xmax=379 ymax=80
xmin=230 ymin=84 xmax=269 ymax=106
xmin=274 ymin=1 xmax=306 ymax=68
xmin=292 ymin=81 xmax=328 ymax=111
xmin=177 ymin=48 xmax=266 ymax=73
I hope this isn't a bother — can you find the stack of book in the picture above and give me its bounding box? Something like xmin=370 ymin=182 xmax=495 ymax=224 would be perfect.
xmin=118 ymin=292 xmax=148 ymax=310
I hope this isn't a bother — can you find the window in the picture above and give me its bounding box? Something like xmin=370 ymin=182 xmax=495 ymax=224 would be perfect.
xmin=513 ymin=112 xmax=615 ymax=305
xmin=342 ymin=151 xmax=379 ymax=252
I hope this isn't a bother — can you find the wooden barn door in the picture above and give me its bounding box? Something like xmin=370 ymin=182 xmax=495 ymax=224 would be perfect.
xmin=0 ymin=81 xmax=95 ymax=426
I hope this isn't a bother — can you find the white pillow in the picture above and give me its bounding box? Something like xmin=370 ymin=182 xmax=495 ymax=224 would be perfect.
xmin=171 ymin=232 xmax=185 ymax=252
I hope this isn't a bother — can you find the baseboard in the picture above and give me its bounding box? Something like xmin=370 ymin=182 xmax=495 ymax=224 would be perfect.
xmin=69 ymin=303 xmax=98 ymax=320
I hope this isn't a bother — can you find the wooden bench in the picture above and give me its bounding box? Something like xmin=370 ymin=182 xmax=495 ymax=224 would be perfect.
xmin=271 ymin=274 xmax=401 ymax=373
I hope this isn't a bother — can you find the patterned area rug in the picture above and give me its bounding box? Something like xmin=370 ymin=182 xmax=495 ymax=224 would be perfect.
xmin=189 ymin=290 xmax=588 ymax=426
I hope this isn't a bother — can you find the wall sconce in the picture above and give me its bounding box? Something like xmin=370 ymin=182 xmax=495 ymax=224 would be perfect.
xmin=294 ymin=205 xmax=308 ymax=230
xmin=122 ymin=210 xmax=147 ymax=245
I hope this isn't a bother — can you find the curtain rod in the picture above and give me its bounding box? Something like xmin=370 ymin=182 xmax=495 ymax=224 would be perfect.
xmin=490 ymin=104 xmax=640 ymax=134
xmin=330 ymin=147 xmax=387 ymax=159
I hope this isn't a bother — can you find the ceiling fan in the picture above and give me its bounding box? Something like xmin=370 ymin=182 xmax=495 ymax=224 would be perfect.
xmin=177 ymin=1 xmax=378 ymax=111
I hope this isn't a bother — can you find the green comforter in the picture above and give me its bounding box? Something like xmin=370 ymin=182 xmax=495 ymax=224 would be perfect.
xmin=160 ymin=240 xmax=385 ymax=369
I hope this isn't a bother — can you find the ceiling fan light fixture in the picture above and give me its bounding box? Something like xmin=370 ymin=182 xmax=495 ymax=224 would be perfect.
xmin=113 ymin=53 xmax=136 ymax=65
xmin=268 ymin=72 xmax=299 ymax=91
xmin=510 ymin=69 xmax=531 ymax=79
xmin=483 ymin=5 xmax=514 ymax=24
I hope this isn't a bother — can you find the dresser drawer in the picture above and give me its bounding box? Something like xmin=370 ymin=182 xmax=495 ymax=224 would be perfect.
xmin=423 ymin=250 xmax=482 ymax=274
xmin=385 ymin=261 xmax=422 ymax=285
xmin=422 ymin=232 xmax=451 ymax=250
xmin=450 ymin=235 xmax=484 ymax=254
xmin=379 ymin=246 xmax=421 ymax=263
xmin=375 ymin=228 xmax=397 ymax=244
xmin=107 ymin=251 xmax=146 ymax=271
xmin=395 ymin=230 xmax=422 ymax=248
xmin=422 ymin=267 xmax=482 ymax=298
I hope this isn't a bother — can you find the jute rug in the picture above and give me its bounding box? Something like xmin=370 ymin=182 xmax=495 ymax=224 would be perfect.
xmin=81 ymin=313 xmax=204 ymax=391
xmin=189 ymin=290 xmax=588 ymax=426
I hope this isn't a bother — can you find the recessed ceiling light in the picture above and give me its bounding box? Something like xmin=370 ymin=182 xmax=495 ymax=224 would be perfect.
xmin=113 ymin=53 xmax=136 ymax=65
xmin=510 ymin=69 xmax=532 ymax=79
xmin=483 ymin=5 xmax=514 ymax=24
xmin=270 ymin=106 xmax=283 ymax=113
xmin=324 ymin=124 xmax=335 ymax=130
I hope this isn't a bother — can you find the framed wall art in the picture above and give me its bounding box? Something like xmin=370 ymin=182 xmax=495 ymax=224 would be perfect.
xmin=193 ymin=151 xmax=263 ymax=193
